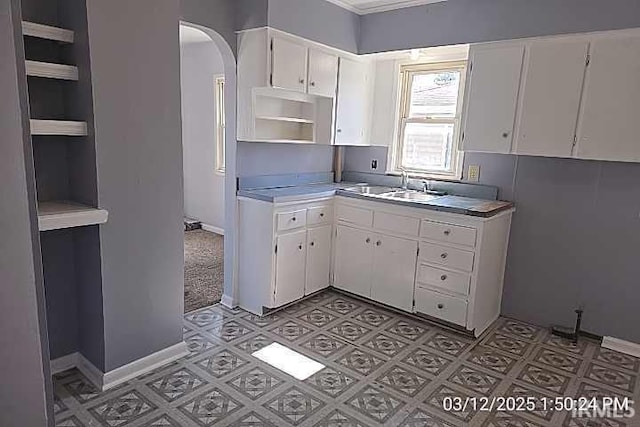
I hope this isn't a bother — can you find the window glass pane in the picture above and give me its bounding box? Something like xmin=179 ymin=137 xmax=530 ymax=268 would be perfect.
xmin=408 ymin=71 xmax=461 ymax=118
xmin=401 ymin=123 xmax=454 ymax=172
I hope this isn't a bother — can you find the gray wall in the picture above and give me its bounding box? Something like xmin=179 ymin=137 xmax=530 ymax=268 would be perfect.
xmin=237 ymin=142 xmax=335 ymax=177
xmin=180 ymin=0 xmax=239 ymax=54
xmin=180 ymin=40 xmax=225 ymax=230
xmin=87 ymin=0 xmax=185 ymax=371
xmin=0 ymin=0 xmax=52 ymax=424
xmin=359 ymin=0 xmax=640 ymax=54
xmin=462 ymin=154 xmax=640 ymax=343
xmin=268 ymin=0 xmax=359 ymax=54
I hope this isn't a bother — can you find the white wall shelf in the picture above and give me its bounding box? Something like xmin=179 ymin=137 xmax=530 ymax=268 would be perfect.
xmin=30 ymin=119 xmax=88 ymax=136
xmin=38 ymin=201 xmax=108 ymax=231
xmin=256 ymin=116 xmax=315 ymax=124
xmin=26 ymin=60 xmax=79 ymax=81
xmin=22 ymin=21 xmax=74 ymax=43
xmin=252 ymin=138 xmax=316 ymax=144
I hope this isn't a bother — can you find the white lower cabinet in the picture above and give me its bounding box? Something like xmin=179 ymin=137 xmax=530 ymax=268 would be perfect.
xmin=334 ymin=225 xmax=373 ymax=298
xmin=334 ymin=197 xmax=513 ymax=337
xmin=370 ymin=234 xmax=417 ymax=312
xmin=305 ymin=225 xmax=332 ymax=295
xmin=334 ymin=226 xmax=417 ymax=312
xmin=238 ymin=197 xmax=333 ymax=315
xmin=239 ymin=194 xmax=513 ymax=337
xmin=274 ymin=230 xmax=307 ymax=307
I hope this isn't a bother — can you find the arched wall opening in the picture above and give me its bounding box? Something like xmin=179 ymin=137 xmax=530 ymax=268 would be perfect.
xmin=178 ymin=21 xmax=238 ymax=310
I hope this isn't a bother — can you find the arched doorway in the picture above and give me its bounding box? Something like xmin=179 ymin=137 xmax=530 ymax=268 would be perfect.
xmin=179 ymin=22 xmax=238 ymax=312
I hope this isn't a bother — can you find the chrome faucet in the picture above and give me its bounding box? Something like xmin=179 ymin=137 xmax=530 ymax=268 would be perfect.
xmin=422 ymin=180 xmax=432 ymax=192
xmin=400 ymin=169 xmax=409 ymax=190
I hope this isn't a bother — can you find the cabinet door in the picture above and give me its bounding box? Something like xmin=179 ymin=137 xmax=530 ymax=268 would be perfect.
xmin=371 ymin=234 xmax=418 ymax=312
xmin=576 ymin=35 xmax=640 ymax=162
xmin=305 ymin=225 xmax=332 ymax=295
xmin=462 ymin=44 xmax=524 ymax=153
xmin=271 ymin=37 xmax=307 ymax=92
xmin=514 ymin=39 xmax=589 ymax=157
xmin=274 ymin=230 xmax=306 ymax=307
xmin=308 ymin=49 xmax=338 ymax=98
xmin=334 ymin=58 xmax=372 ymax=146
xmin=333 ymin=225 xmax=373 ymax=297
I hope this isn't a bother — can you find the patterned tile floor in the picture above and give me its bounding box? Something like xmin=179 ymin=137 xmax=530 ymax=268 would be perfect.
xmin=54 ymin=289 xmax=640 ymax=426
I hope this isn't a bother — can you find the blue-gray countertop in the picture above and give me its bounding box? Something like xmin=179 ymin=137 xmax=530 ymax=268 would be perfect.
xmin=238 ymin=183 xmax=514 ymax=218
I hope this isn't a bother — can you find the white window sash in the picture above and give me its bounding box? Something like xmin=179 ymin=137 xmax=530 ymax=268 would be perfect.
xmin=393 ymin=61 xmax=466 ymax=178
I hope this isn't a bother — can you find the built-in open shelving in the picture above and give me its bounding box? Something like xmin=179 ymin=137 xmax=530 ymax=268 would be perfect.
xmin=26 ymin=60 xmax=78 ymax=81
xmin=30 ymin=119 xmax=87 ymax=136
xmin=22 ymin=21 xmax=74 ymax=43
xmin=255 ymin=116 xmax=314 ymax=124
xmin=37 ymin=201 xmax=108 ymax=231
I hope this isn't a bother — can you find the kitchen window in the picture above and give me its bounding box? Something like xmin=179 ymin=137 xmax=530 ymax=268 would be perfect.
xmin=215 ymin=75 xmax=225 ymax=174
xmin=393 ymin=62 xmax=466 ymax=179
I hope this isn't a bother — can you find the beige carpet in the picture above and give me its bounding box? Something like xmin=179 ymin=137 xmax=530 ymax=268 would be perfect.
xmin=184 ymin=229 xmax=224 ymax=313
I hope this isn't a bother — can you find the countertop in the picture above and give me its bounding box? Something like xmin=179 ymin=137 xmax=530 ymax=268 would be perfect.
xmin=238 ymin=183 xmax=514 ymax=218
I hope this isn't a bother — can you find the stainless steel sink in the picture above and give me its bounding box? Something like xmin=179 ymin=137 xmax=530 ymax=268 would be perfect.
xmin=343 ymin=185 xmax=395 ymax=195
xmin=380 ymin=190 xmax=440 ymax=202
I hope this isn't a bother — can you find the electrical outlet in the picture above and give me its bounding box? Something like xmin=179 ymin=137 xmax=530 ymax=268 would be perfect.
xmin=467 ymin=165 xmax=480 ymax=182
xmin=371 ymin=159 xmax=378 ymax=170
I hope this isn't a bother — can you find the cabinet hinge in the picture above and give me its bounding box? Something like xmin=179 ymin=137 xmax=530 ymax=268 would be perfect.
xmin=469 ymin=61 xmax=473 ymax=72
xmin=270 ymin=39 xmax=273 ymax=51
xmin=270 ymin=74 xmax=273 ymax=86
xmin=417 ymin=247 xmax=420 ymax=256
xmin=461 ymin=132 xmax=465 ymax=142
xmin=275 ymin=244 xmax=278 ymax=254
xmin=585 ymin=54 xmax=591 ymax=67
xmin=572 ymin=135 xmax=577 ymax=147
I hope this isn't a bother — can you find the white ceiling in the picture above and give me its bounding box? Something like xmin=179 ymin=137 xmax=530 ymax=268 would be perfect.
xmin=326 ymin=0 xmax=447 ymax=15
xmin=179 ymin=25 xmax=212 ymax=45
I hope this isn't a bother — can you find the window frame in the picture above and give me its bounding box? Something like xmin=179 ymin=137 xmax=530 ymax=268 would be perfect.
xmin=214 ymin=75 xmax=225 ymax=175
xmin=392 ymin=61 xmax=467 ymax=179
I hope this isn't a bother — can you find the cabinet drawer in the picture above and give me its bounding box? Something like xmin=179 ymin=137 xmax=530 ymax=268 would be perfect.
xmin=415 ymin=287 xmax=467 ymax=326
xmin=417 ymin=264 xmax=471 ymax=296
xmin=336 ymin=204 xmax=373 ymax=227
xmin=421 ymin=220 xmax=477 ymax=247
xmin=374 ymin=212 xmax=420 ymax=236
xmin=307 ymin=205 xmax=333 ymax=226
xmin=420 ymin=242 xmax=474 ymax=272
xmin=277 ymin=209 xmax=307 ymax=232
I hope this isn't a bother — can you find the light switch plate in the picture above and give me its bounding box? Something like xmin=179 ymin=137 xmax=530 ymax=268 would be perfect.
xmin=467 ymin=165 xmax=480 ymax=182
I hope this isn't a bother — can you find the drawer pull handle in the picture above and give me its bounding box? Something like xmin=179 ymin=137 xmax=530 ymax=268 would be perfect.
xmin=320 ymin=213 xmax=324 ymax=217
xmin=299 ymin=244 xmax=304 ymax=250
xmin=440 ymin=274 xmax=447 ymax=281
xmin=376 ymin=240 xmax=382 ymax=246
xmin=310 ymin=241 xmax=315 ymax=247
xmin=292 ymin=217 xmax=296 ymax=221
xmin=366 ymin=238 xmax=371 ymax=243
xmin=443 ymin=229 xmax=451 ymax=236
xmin=437 ymin=303 xmax=444 ymax=309
xmin=310 ymin=81 xmax=316 ymax=87
xmin=441 ymin=253 xmax=448 ymax=259
xmin=299 ymin=78 xmax=305 ymax=84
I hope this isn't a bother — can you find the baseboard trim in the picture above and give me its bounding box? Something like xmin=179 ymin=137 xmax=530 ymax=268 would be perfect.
xmin=220 ymin=293 xmax=236 ymax=308
xmin=52 ymin=341 xmax=189 ymax=391
xmin=50 ymin=352 xmax=79 ymax=375
xmin=602 ymin=336 xmax=640 ymax=358
xmin=201 ymin=223 xmax=224 ymax=235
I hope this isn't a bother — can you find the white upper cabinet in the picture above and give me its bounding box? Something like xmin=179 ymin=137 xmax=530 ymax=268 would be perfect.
xmin=271 ymin=36 xmax=308 ymax=92
xmin=514 ymin=39 xmax=589 ymax=157
xmin=461 ymin=44 xmax=524 ymax=153
xmin=575 ymin=34 xmax=640 ymax=162
xmin=307 ymin=49 xmax=339 ymax=98
xmin=463 ymin=29 xmax=640 ymax=163
xmin=334 ymin=58 xmax=373 ymax=146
